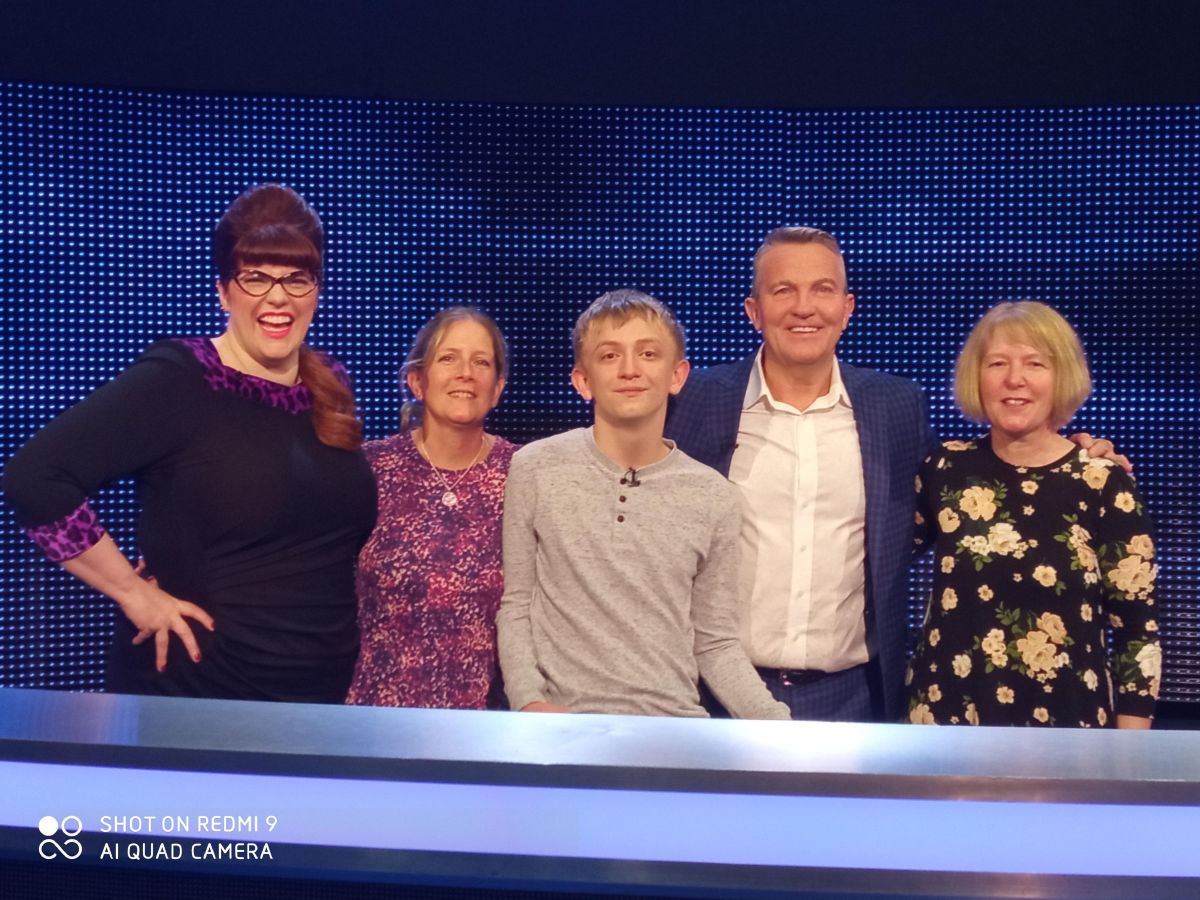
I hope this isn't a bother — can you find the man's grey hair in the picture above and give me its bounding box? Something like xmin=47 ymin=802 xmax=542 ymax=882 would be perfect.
xmin=750 ymin=226 xmax=845 ymax=293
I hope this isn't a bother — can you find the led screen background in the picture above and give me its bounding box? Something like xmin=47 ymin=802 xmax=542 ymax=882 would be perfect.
xmin=0 ymin=82 xmax=1196 ymax=700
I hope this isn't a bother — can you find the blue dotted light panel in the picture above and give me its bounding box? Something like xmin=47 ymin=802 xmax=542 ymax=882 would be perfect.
xmin=1 ymin=82 xmax=1196 ymax=701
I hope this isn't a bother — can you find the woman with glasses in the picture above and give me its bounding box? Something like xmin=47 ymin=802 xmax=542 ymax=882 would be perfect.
xmin=4 ymin=184 xmax=377 ymax=703
xmin=346 ymin=307 xmax=516 ymax=709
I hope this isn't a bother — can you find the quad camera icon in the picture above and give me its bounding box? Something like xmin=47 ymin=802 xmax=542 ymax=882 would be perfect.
xmin=38 ymin=815 xmax=84 ymax=860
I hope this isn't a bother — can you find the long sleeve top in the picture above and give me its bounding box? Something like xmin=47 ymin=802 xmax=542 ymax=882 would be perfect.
xmin=906 ymin=436 xmax=1160 ymax=726
xmin=4 ymin=337 xmax=377 ymax=702
xmin=496 ymin=427 xmax=789 ymax=720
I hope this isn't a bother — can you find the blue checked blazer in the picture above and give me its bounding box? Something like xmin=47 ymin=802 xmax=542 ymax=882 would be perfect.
xmin=665 ymin=353 xmax=936 ymax=721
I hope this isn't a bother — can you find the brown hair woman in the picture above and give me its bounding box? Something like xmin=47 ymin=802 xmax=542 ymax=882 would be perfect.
xmin=4 ymin=184 xmax=377 ymax=702
xmin=347 ymin=307 xmax=516 ymax=709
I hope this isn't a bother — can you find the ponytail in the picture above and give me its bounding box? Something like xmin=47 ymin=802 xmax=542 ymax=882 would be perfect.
xmin=299 ymin=345 xmax=362 ymax=451
xmin=399 ymin=399 xmax=421 ymax=432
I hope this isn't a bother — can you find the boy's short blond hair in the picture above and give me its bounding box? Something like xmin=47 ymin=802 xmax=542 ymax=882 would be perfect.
xmin=572 ymin=289 xmax=686 ymax=364
xmin=955 ymin=301 xmax=1092 ymax=429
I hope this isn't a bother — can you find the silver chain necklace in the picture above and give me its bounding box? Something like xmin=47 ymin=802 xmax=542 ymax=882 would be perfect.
xmin=416 ymin=432 xmax=486 ymax=508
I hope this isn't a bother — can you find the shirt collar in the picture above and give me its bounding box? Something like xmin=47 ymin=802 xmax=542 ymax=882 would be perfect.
xmin=743 ymin=347 xmax=853 ymax=413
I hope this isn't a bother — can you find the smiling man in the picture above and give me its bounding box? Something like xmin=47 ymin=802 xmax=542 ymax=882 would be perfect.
xmin=667 ymin=227 xmax=1126 ymax=723
xmin=496 ymin=289 xmax=788 ymax=719
xmin=666 ymin=227 xmax=936 ymax=722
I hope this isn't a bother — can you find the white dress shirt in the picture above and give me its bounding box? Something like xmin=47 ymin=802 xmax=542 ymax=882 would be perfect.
xmin=729 ymin=351 xmax=869 ymax=671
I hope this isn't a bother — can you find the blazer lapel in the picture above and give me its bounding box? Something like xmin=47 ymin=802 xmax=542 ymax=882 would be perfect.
xmin=711 ymin=354 xmax=757 ymax=476
xmin=843 ymin=365 xmax=891 ymax=582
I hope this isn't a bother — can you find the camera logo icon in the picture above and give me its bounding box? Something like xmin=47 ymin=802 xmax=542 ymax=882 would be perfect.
xmin=38 ymin=815 xmax=83 ymax=861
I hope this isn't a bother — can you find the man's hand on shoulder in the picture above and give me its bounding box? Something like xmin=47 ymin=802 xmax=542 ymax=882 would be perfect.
xmin=1069 ymin=432 xmax=1132 ymax=474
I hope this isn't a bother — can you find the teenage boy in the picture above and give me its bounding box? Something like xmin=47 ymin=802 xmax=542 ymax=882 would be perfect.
xmin=496 ymin=290 xmax=789 ymax=719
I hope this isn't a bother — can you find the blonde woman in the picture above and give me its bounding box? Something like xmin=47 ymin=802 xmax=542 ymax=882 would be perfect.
xmin=906 ymin=302 xmax=1159 ymax=728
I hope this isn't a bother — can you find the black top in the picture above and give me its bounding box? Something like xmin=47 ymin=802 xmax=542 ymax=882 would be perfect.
xmin=905 ymin=436 xmax=1159 ymax=727
xmin=4 ymin=338 xmax=377 ymax=703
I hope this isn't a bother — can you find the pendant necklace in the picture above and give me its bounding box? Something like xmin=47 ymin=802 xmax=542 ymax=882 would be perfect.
xmin=417 ymin=432 xmax=486 ymax=508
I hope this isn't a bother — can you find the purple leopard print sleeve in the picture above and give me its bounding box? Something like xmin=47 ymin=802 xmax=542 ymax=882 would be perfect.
xmin=24 ymin=501 xmax=106 ymax=562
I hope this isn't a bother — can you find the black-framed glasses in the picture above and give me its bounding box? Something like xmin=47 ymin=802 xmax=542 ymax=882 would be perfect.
xmin=234 ymin=269 xmax=319 ymax=298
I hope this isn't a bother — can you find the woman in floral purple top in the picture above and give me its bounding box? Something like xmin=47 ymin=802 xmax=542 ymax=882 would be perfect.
xmin=347 ymin=307 xmax=517 ymax=709
xmin=906 ymin=302 xmax=1159 ymax=728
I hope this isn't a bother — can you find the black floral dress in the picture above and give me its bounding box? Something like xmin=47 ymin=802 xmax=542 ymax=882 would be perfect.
xmin=905 ymin=436 xmax=1160 ymax=727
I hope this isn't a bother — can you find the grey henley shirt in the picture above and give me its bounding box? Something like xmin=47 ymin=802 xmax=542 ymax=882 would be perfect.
xmin=497 ymin=427 xmax=789 ymax=719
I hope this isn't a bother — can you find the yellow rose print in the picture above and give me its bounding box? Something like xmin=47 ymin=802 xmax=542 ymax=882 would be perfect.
xmin=1136 ymin=643 xmax=1162 ymax=682
xmin=1126 ymin=534 xmax=1154 ymax=559
xmin=1108 ymin=555 xmax=1154 ymax=596
xmin=1032 ymin=565 xmax=1057 ymax=587
xmin=1017 ymin=630 xmax=1058 ymax=673
xmin=986 ymin=522 xmax=1023 ymax=555
xmin=962 ymin=535 xmax=990 ymax=555
xmin=910 ymin=704 xmax=935 ymax=724
xmin=959 ymin=486 xmax=997 ymax=521
xmin=1036 ymin=612 xmax=1067 ymax=643
xmin=1081 ymin=464 xmax=1110 ymax=490
xmin=981 ymin=629 xmax=1005 ymax=656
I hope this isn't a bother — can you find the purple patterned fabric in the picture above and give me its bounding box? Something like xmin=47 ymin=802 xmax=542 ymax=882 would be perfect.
xmin=348 ymin=432 xmax=518 ymax=709
xmin=178 ymin=337 xmax=314 ymax=414
xmin=24 ymin=501 xmax=106 ymax=562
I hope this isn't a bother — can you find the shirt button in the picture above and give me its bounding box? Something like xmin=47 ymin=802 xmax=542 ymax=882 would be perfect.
xmin=619 ymin=495 xmax=627 ymax=502
xmin=617 ymin=515 xmax=625 ymax=523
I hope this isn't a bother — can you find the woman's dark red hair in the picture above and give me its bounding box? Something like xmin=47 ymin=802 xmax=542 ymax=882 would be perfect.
xmin=214 ymin=184 xmax=361 ymax=451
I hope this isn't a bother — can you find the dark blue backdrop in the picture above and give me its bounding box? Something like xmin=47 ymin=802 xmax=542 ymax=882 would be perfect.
xmin=0 ymin=82 xmax=1196 ymax=699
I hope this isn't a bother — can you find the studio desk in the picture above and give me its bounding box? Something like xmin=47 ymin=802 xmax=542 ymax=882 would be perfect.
xmin=1 ymin=687 xmax=1198 ymax=898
